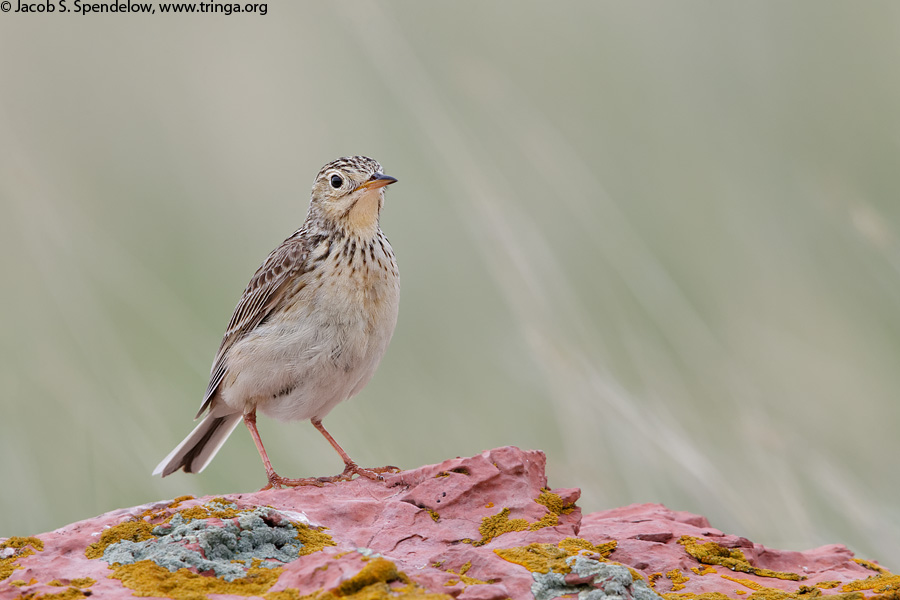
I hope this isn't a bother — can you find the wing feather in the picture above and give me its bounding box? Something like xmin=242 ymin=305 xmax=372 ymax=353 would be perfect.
xmin=195 ymin=230 xmax=312 ymax=418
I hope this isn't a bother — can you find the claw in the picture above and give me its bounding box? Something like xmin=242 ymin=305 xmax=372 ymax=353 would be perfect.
xmin=259 ymin=472 xmax=327 ymax=491
xmin=313 ymin=463 xmax=402 ymax=484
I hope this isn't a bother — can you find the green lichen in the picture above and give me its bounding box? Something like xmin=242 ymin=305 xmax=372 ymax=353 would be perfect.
xmin=530 ymin=555 xmax=662 ymax=600
xmin=678 ymin=536 xmax=803 ymax=581
xmin=83 ymin=498 xmax=335 ymax=599
xmin=104 ymin=506 xmax=328 ymax=580
xmin=103 ymin=511 xmax=299 ymax=580
xmin=0 ymin=537 xmax=43 ymax=581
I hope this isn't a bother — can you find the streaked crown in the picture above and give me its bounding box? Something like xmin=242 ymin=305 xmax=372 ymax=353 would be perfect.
xmin=312 ymin=156 xmax=385 ymax=201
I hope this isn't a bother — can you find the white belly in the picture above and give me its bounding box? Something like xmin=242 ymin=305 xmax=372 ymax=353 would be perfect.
xmin=220 ymin=247 xmax=399 ymax=422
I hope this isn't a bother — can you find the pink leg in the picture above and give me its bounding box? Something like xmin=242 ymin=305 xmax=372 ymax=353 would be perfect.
xmin=243 ymin=411 xmax=323 ymax=490
xmin=311 ymin=418 xmax=400 ymax=482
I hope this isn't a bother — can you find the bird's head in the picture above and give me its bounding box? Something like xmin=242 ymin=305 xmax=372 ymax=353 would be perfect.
xmin=309 ymin=156 xmax=397 ymax=238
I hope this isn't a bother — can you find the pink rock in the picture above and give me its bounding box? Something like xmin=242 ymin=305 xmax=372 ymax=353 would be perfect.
xmin=0 ymin=447 xmax=890 ymax=600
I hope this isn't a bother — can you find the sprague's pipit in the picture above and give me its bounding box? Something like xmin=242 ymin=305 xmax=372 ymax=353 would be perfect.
xmin=153 ymin=156 xmax=400 ymax=489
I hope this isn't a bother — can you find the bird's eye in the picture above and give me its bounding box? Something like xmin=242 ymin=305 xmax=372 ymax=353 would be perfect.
xmin=330 ymin=174 xmax=343 ymax=189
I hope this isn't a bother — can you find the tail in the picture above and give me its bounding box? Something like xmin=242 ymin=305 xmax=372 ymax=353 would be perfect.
xmin=153 ymin=412 xmax=243 ymax=477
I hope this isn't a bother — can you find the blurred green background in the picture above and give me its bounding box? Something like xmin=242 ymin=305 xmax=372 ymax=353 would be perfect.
xmin=1 ymin=1 xmax=898 ymax=569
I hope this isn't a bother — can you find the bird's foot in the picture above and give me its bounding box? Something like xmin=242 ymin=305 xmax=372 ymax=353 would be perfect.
xmin=317 ymin=462 xmax=401 ymax=483
xmin=259 ymin=472 xmax=326 ymax=491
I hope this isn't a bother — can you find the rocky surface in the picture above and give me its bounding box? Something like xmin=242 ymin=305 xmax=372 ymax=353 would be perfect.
xmin=1 ymin=446 xmax=896 ymax=600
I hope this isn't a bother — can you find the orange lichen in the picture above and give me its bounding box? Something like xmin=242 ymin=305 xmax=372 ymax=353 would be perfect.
xmin=136 ymin=496 xmax=199 ymax=521
xmin=83 ymin=520 xmax=156 ymax=559
xmin=691 ymin=566 xmax=717 ymax=576
xmin=678 ymin=536 xmax=803 ymax=581
xmin=99 ymin=517 xmax=335 ymax=598
xmin=466 ymin=490 xmax=576 ymax=546
xmin=667 ymin=569 xmax=690 ymax=591
xmin=661 ymin=593 xmax=732 ymax=600
xmin=472 ymin=508 xmax=529 ymax=545
xmin=706 ymin=574 xmax=879 ymax=600
xmin=720 ymin=574 xmax=767 ymax=591
xmin=433 ymin=467 xmax=470 ymax=479
xmin=443 ymin=561 xmax=493 ymax=586
xmin=110 ymin=560 xmax=282 ymax=599
xmin=175 ymin=497 xmax=243 ymax=522
xmin=334 ymin=558 xmax=409 ymax=595
xmin=494 ymin=542 xmax=570 ymax=574
xmin=290 ymin=523 xmax=338 ymax=556
xmin=13 ymin=578 xmax=96 ymax=600
xmin=168 ymin=495 xmax=195 ymax=509
xmin=493 ymin=537 xmax=616 ymax=575
xmin=266 ymin=557 xmax=452 ymax=599
xmin=842 ymin=571 xmax=900 ymax=594
xmin=0 ymin=536 xmax=44 ymax=581
xmin=854 ymin=559 xmax=890 ymax=574
xmin=19 ymin=588 xmax=92 ymax=600
xmin=795 ymin=585 xmax=822 ymax=597
xmin=529 ymin=489 xmax=575 ymax=530
xmin=560 ymin=537 xmax=616 ymax=558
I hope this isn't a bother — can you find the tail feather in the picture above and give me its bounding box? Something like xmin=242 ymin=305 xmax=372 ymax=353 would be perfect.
xmin=153 ymin=412 xmax=243 ymax=477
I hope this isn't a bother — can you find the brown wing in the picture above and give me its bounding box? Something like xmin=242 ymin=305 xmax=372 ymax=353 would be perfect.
xmin=195 ymin=230 xmax=311 ymax=418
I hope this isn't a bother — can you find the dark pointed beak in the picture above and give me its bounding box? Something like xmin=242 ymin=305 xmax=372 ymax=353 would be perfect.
xmin=361 ymin=173 xmax=398 ymax=190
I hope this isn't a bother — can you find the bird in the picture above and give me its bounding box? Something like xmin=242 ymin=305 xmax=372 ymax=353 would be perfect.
xmin=153 ymin=156 xmax=401 ymax=489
